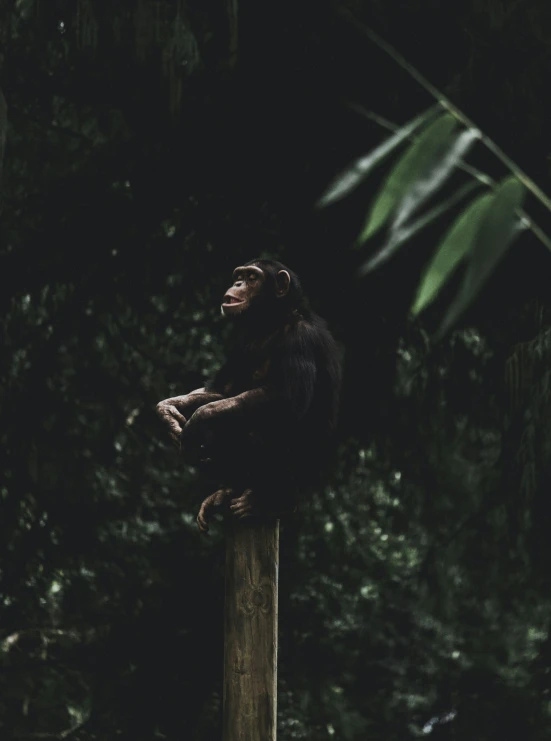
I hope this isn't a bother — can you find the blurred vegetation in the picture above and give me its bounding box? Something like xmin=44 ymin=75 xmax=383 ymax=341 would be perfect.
xmin=2 ymin=1 xmax=551 ymax=739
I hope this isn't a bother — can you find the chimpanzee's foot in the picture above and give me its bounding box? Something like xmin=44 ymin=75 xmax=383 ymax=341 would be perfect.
xmin=197 ymin=488 xmax=233 ymax=533
xmin=230 ymin=488 xmax=298 ymax=521
xmin=229 ymin=489 xmax=256 ymax=520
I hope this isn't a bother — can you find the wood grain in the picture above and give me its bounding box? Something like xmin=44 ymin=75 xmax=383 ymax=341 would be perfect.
xmin=223 ymin=518 xmax=279 ymax=741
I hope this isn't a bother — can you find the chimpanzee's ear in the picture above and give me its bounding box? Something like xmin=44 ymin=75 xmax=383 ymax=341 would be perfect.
xmin=275 ymin=270 xmax=291 ymax=297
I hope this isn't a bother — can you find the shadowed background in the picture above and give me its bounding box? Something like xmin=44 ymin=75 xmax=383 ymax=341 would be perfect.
xmin=2 ymin=1 xmax=551 ymax=739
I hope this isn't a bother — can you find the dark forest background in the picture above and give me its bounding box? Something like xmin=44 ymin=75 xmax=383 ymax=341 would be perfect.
xmin=3 ymin=1 xmax=551 ymax=739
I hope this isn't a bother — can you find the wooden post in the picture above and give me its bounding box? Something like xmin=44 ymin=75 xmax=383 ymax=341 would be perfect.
xmin=223 ymin=519 xmax=279 ymax=741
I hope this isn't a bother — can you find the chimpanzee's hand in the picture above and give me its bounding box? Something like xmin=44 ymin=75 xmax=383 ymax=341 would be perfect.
xmin=180 ymin=402 xmax=221 ymax=446
xmin=197 ymin=488 xmax=233 ymax=533
xmin=156 ymin=401 xmax=187 ymax=446
xmin=230 ymin=489 xmax=297 ymax=520
xmin=184 ymin=403 xmax=212 ymax=429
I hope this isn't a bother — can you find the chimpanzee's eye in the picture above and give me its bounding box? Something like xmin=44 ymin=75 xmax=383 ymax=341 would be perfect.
xmin=249 ymin=272 xmax=257 ymax=281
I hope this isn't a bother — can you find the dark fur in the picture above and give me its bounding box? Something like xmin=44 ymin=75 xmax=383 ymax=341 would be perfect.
xmin=203 ymin=259 xmax=341 ymax=502
xmin=159 ymin=259 xmax=342 ymax=525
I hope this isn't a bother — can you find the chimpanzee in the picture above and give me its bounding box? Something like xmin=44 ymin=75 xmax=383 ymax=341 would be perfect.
xmin=156 ymin=258 xmax=342 ymax=532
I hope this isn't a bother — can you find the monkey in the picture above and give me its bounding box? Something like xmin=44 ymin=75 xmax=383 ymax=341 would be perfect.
xmin=157 ymin=259 xmax=341 ymax=532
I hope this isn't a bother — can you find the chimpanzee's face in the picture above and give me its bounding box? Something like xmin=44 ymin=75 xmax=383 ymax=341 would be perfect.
xmin=221 ymin=265 xmax=266 ymax=317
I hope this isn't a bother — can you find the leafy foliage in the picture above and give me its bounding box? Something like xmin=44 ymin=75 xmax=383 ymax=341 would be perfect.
xmin=411 ymin=191 xmax=494 ymax=316
xmin=2 ymin=2 xmax=551 ymax=740
xmin=319 ymin=90 xmax=549 ymax=334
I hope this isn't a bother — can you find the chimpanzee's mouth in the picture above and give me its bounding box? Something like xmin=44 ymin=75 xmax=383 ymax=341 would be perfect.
xmin=222 ymin=295 xmax=244 ymax=306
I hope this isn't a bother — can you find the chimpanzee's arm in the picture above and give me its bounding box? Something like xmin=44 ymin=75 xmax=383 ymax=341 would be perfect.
xmin=160 ymin=388 xmax=225 ymax=416
xmin=183 ymin=323 xmax=318 ymax=436
xmin=180 ymin=388 xmax=275 ymax=440
xmin=156 ymin=388 xmax=225 ymax=443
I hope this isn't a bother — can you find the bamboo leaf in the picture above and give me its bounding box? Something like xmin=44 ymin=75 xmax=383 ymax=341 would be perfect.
xmin=316 ymin=106 xmax=439 ymax=208
xmin=360 ymin=180 xmax=482 ymax=277
xmin=438 ymin=176 xmax=527 ymax=337
xmin=392 ymin=127 xmax=480 ymax=231
xmin=357 ymin=113 xmax=458 ymax=244
xmin=411 ymin=191 xmax=493 ymax=316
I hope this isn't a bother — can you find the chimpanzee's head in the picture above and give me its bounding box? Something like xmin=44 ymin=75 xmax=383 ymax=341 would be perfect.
xmin=221 ymin=259 xmax=305 ymax=320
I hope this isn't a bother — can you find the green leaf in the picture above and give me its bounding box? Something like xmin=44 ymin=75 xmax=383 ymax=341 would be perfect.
xmin=437 ymin=176 xmax=527 ymax=337
xmin=316 ymin=106 xmax=440 ymax=208
xmin=360 ymin=179 xmax=482 ymax=277
xmin=392 ymin=127 xmax=480 ymax=231
xmin=411 ymin=190 xmax=493 ymax=315
xmin=357 ymin=113 xmax=458 ymax=244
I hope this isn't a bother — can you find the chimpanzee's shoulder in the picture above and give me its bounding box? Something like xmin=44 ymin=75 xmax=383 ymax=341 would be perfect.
xmin=280 ymin=314 xmax=336 ymax=358
xmin=298 ymin=314 xmax=335 ymax=343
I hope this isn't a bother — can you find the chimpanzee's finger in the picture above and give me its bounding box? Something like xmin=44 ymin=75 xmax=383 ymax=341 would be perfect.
xmin=197 ymin=512 xmax=209 ymax=532
xmin=169 ymin=406 xmax=187 ymax=426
